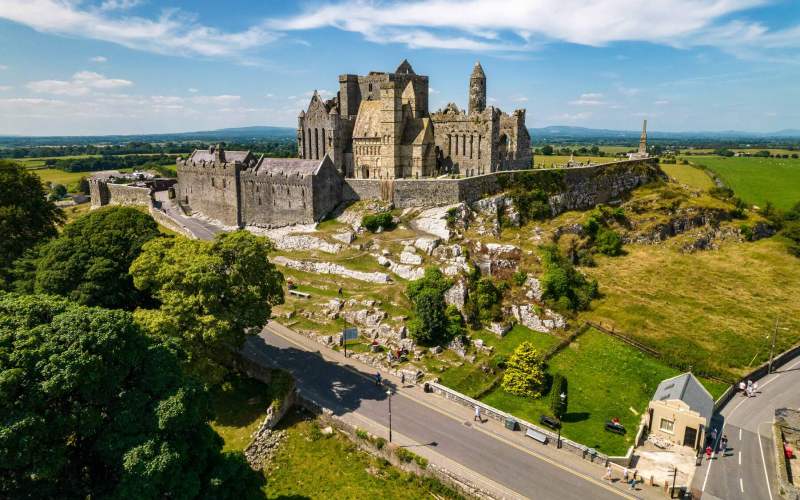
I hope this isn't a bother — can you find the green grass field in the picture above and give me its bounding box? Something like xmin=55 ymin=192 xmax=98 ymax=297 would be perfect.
xmin=660 ymin=163 xmax=715 ymax=190
xmin=210 ymin=374 xmax=277 ymax=453
xmin=685 ymin=155 xmax=800 ymax=210
xmin=581 ymin=238 xmax=800 ymax=379
xmin=535 ymin=155 xmax=621 ymax=169
xmin=481 ymin=328 xmax=726 ymax=456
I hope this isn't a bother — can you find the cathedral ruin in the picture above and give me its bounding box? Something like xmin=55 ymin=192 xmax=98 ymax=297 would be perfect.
xmin=297 ymin=59 xmax=531 ymax=179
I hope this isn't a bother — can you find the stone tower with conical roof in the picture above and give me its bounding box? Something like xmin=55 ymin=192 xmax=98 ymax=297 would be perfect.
xmin=469 ymin=61 xmax=486 ymax=115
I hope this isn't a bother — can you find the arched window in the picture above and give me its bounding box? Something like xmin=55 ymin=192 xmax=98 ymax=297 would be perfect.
xmin=314 ymin=128 xmax=319 ymax=159
xmin=307 ymin=128 xmax=311 ymax=159
xmin=321 ymin=129 xmax=326 ymax=156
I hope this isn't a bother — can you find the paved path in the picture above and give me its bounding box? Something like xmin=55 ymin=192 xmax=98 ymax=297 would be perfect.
xmin=242 ymin=321 xmax=663 ymax=500
xmin=693 ymin=356 xmax=800 ymax=500
xmin=153 ymin=192 xmax=222 ymax=240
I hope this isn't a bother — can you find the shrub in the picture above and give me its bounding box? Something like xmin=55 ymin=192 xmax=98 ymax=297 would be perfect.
xmin=594 ymin=227 xmax=623 ymax=256
xmin=407 ymin=268 xmax=462 ymax=346
xmin=308 ymin=422 xmax=323 ymax=441
xmin=501 ymin=342 xmax=545 ymax=398
xmin=549 ymin=374 xmax=569 ymax=420
xmin=356 ymin=428 xmax=369 ymax=440
xmin=512 ymin=270 xmax=527 ymax=287
xmin=539 ymin=245 xmax=598 ymax=312
xmin=375 ymin=437 xmax=387 ymax=450
xmin=739 ymin=224 xmax=754 ymax=241
xmin=362 ymin=212 xmax=394 ymax=232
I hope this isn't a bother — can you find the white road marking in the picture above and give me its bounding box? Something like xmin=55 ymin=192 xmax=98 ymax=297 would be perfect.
xmin=738 ymin=451 xmax=742 ymax=466
xmin=739 ymin=428 xmax=742 ymax=440
xmin=757 ymin=421 xmax=774 ymax=500
xmin=740 ymin=477 xmax=744 ymax=493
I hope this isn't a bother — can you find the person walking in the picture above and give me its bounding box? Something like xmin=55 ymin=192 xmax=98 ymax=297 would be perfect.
xmin=705 ymin=445 xmax=713 ymax=461
xmin=400 ymin=372 xmax=405 ymax=386
xmin=474 ymin=405 xmax=481 ymax=423
xmin=720 ymin=435 xmax=728 ymax=454
xmin=622 ymin=467 xmax=629 ymax=483
xmin=374 ymin=372 xmax=382 ymax=387
xmin=603 ymin=465 xmax=612 ymax=481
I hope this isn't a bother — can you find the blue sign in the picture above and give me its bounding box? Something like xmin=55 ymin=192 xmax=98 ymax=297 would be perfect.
xmin=343 ymin=327 xmax=358 ymax=341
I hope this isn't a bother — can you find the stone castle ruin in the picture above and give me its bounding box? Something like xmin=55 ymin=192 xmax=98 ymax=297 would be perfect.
xmin=90 ymin=59 xmax=661 ymax=230
xmin=298 ymin=59 xmax=531 ymax=179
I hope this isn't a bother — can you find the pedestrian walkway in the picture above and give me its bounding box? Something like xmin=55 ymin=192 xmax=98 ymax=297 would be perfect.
xmin=244 ymin=321 xmax=668 ymax=499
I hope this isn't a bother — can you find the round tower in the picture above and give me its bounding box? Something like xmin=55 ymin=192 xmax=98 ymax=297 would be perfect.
xmin=468 ymin=61 xmax=486 ymax=114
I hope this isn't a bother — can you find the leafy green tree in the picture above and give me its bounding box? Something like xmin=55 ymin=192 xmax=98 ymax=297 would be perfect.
xmin=540 ymin=245 xmax=598 ymax=311
xmin=13 ymin=206 xmax=160 ymax=309
xmin=406 ymin=268 xmax=463 ymax=346
xmin=784 ymin=220 xmax=800 ymax=257
xmin=131 ymin=231 xmax=284 ymax=383
xmin=0 ymin=293 xmax=263 ymax=499
xmin=472 ymin=278 xmax=503 ymax=322
xmin=361 ymin=212 xmax=394 ymax=232
xmin=0 ymin=161 xmax=63 ymax=285
xmin=549 ymin=374 xmax=569 ymax=420
xmin=501 ymin=342 xmax=545 ymax=398
xmin=51 ymin=183 xmax=67 ymax=198
xmin=541 ymin=144 xmax=554 ymax=155
xmin=594 ymin=227 xmax=623 ymax=256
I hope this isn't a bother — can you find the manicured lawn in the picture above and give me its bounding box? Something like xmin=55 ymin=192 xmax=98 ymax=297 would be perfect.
xmin=581 ymin=238 xmax=800 ymax=379
xmin=534 ymin=155 xmax=621 ymax=169
xmin=686 ymin=155 xmax=800 ymax=210
xmin=660 ymin=163 xmax=715 ymax=190
xmin=264 ymin=410 xmax=463 ymax=499
xmin=481 ymin=328 xmax=723 ymax=456
xmin=30 ymin=168 xmax=94 ymax=186
xmin=473 ymin=324 xmax=561 ymax=358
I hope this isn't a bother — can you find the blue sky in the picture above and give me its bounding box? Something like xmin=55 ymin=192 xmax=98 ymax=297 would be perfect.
xmin=0 ymin=0 xmax=799 ymax=136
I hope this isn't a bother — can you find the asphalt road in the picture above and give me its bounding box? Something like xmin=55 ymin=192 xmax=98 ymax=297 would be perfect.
xmin=694 ymin=356 xmax=800 ymax=500
xmin=242 ymin=322 xmax=633 ymax=500
xmin=153 ymin=192 xmax=221 ymax=240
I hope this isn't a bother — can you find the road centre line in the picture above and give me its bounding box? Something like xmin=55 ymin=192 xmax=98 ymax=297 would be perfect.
xmin=267 ymin=325 xmax=634 ymax=500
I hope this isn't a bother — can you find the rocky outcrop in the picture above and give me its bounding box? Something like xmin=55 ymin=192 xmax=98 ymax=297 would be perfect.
xmin=244 ymin=384 xmax=296 ymax=470
xmin=332 ymin=231 xmax=356 ymax=244
xmin=273 ymin=256 xmax=391 ymax=283
xmin=444 ymin=279 xmax=468 ymax=311
xmin=472 ymin=241 xmax=521 ymax=277
xmin=524 ymin=276 xmax=543 ymax=301
xmin=510 ymin=304 xmax=565 ymax=333
xmin=399 ymin=250 xmax=423 ymax=265
xmin=471 ymin=193 xmax=521 ymax=227
xmin=410 ymin=203 xmax=467 ymax=241
xmin=414 ymin=237 xmax=440 ymax=255
xmin=271 ymin=234 xmax=343 ymax=254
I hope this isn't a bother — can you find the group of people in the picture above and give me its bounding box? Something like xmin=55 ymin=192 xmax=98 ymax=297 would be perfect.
xmin=703 ymin=428 xmax=729 ymax=461
xmin=738 ymin=379 xmax=759 ymax=397
xmin=603 ymin=465 xmax=639 ymax=490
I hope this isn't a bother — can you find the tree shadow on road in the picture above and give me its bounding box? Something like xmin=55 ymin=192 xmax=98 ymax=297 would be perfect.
xmin=242 ymin=334 xmax=391 ymax=417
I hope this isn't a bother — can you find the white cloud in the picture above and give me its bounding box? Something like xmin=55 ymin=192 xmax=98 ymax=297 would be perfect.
xmin=0 ymin=85 xmax=12 ymax=91
xmin=654 ymin=99 xmax=670 ymax=105
xmin=265 ymin=93 xmax=275 ymax=98
xmin=90 ymin=56 xmax=108 ymax=63
xmin=27 ymin=71 xmax=133 ymax=96
xmin=429 ymin=87 xmax=440 ymax=94
xmin=551 ymin=111 xmax=591 ymax=122
xmin=0 ymin=0 xmax=280 ymax=59
xmin=191 ymin=94 xmax=241 ymax=105
xmin=100 ymin=0 xmax=141 ymax=10
xmin=187 ymin=88 xmax=199 ymax=93
xmin=0 ymin=64 xmax=7 ymax=70
xmin=513 ymin=96 xmax=528 ymax=102
xmin=616 ymin=85 xmax=640 ymax=96
xmin=569 ymin=93 xmax=605 ymax=106
xmin=267 ymin=0 xmax=778 ymax=53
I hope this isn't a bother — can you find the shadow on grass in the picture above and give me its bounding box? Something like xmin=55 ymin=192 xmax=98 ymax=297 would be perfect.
xmin=211 ymin=374 xmax=272 ymax=428
xmin=562 ymin=412 xmax=590 ymax=423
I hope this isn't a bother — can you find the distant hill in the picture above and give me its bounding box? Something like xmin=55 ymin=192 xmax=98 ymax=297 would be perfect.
xmin=530 ymin=126 xmax=800 ymax=144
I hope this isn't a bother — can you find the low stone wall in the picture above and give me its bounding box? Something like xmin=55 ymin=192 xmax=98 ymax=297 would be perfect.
xmin=773 ymin=416 xmax=800 ymax=500
xmin=714 ymin=342 xmax=800 ymax=412
xmin=342 ymin=159 xmax=661 ymax=211
xmin=427 ymin=382 xmax=610 ymax=464
xmin=148 ymin=205 xmax=196 ymax=239
xmin=106 ymin=183 xmax=153 ymax=207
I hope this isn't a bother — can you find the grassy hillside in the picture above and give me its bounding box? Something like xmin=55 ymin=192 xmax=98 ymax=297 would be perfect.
xmin=660 ymin=163 xmax=715 ymax=190
xmin=686 ymin=155 xmax=800 ymax=210
xmin=581 ymin=237 xmax=800 ymax=379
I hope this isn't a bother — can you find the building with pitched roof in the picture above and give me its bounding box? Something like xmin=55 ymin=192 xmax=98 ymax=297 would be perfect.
xmin=646 ymin=372 xmax=714 ymax=450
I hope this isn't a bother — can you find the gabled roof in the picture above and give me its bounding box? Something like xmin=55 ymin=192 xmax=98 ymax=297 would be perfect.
xmin=189 ymin=148 xmax=252 ymax=164
xmin=353 ymin=100 xmax=382 ymax=138
xmin=652 ymin=372 xmax=714 ymax=424
xmin=251 ymin=156 xmax=331 ymax=176
xmin=395 ymin=59 xmax=415 ymax=75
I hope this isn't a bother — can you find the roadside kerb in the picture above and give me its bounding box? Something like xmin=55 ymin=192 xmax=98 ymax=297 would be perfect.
xmin=427 ymin=381 xmax=620 ymax=465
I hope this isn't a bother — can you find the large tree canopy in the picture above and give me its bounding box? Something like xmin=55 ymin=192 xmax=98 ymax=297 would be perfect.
xmin=131 ymin=231 xmax=284 ymax=384
xmin=0 ymin=161 xmax=63 ymax=284
xmin=0 ymin=293 xmax=263 ymax=499
xmin=13 ymin=206 xmax=160 ymax=309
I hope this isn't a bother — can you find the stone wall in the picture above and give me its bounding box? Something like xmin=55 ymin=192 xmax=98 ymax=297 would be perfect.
xmin=106 ymin=184 xmax=153 ymax=207
xmin=177 ymin=162 xmax=241 ymax=227
xmin=342 ymin=158 xmax=661 ymax=211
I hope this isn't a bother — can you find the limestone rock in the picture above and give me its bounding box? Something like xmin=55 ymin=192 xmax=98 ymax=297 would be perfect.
xmin=444 ymin=280 xmax=467 ymax=311
xmin=410 ymin=203 xmax=467 ymax=242
xmin=488 ymin=322 xmax=511 ymax=337
xmin=524 ymin=276 xmax=543 ymax=300
xmin=271 ymin=234 xmax=343 ymax=254
xmin=414 ymin=237 xmax=440 ymax=255
xmin=332 ymin=231 xmax=356 ymax=244
xmin=400 ymin=251 xmax=423 ymax=265
xmin=273 ymin=256 xmax=391 ymax=284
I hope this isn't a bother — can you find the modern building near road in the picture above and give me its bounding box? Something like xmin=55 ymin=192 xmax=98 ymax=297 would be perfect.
xmin=646 ymin=372 xmax=714 ymax=450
